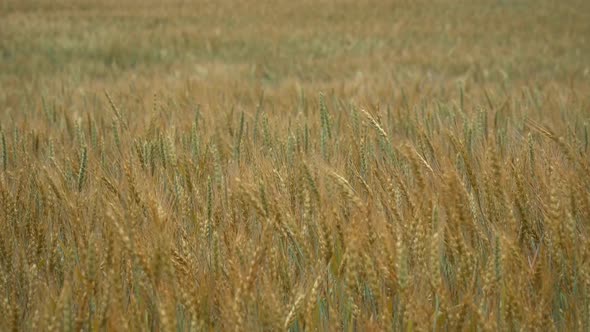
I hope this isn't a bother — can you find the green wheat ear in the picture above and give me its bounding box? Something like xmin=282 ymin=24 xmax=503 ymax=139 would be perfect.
xmin=191 ymin=123 xmax=200 ymax=161
xmin=1 ymin=130 xmax=6 ymax=171
xmin=234 ymin=111 xmax=245 ymax=162
xmin=320 ymin=93 xmax=331 ymax=161
xmin=112 ymin=119 xmax=121 ymax=151
xmin=584 ymin=122 xmax=588 ymax=152
xmin=77 ymin=146 xmax=88 ymax=192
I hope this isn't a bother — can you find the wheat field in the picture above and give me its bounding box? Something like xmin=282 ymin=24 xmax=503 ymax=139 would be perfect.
xmin=1 ymin=0 xmax=590 ymax=331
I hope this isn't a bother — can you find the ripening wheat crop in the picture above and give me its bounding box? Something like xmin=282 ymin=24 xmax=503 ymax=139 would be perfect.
xmin=1 ymin=0 xmax=589 ymax=331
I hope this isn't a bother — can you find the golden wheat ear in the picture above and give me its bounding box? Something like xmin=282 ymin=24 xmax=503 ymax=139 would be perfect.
xmin=524 ymin=119 xmax=556 ymax=140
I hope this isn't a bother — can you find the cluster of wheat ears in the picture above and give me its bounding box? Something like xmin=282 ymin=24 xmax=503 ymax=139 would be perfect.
xmin=0 ymin=83 xmax=589 ymax=331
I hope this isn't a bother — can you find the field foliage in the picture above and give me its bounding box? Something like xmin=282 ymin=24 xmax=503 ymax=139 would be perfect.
xmin=1 ymin=0 xmax=590 ymax=331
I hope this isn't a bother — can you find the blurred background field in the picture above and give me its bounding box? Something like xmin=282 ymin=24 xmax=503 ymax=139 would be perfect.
xmin=2 ymin=0 xmax=589 ymax=89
